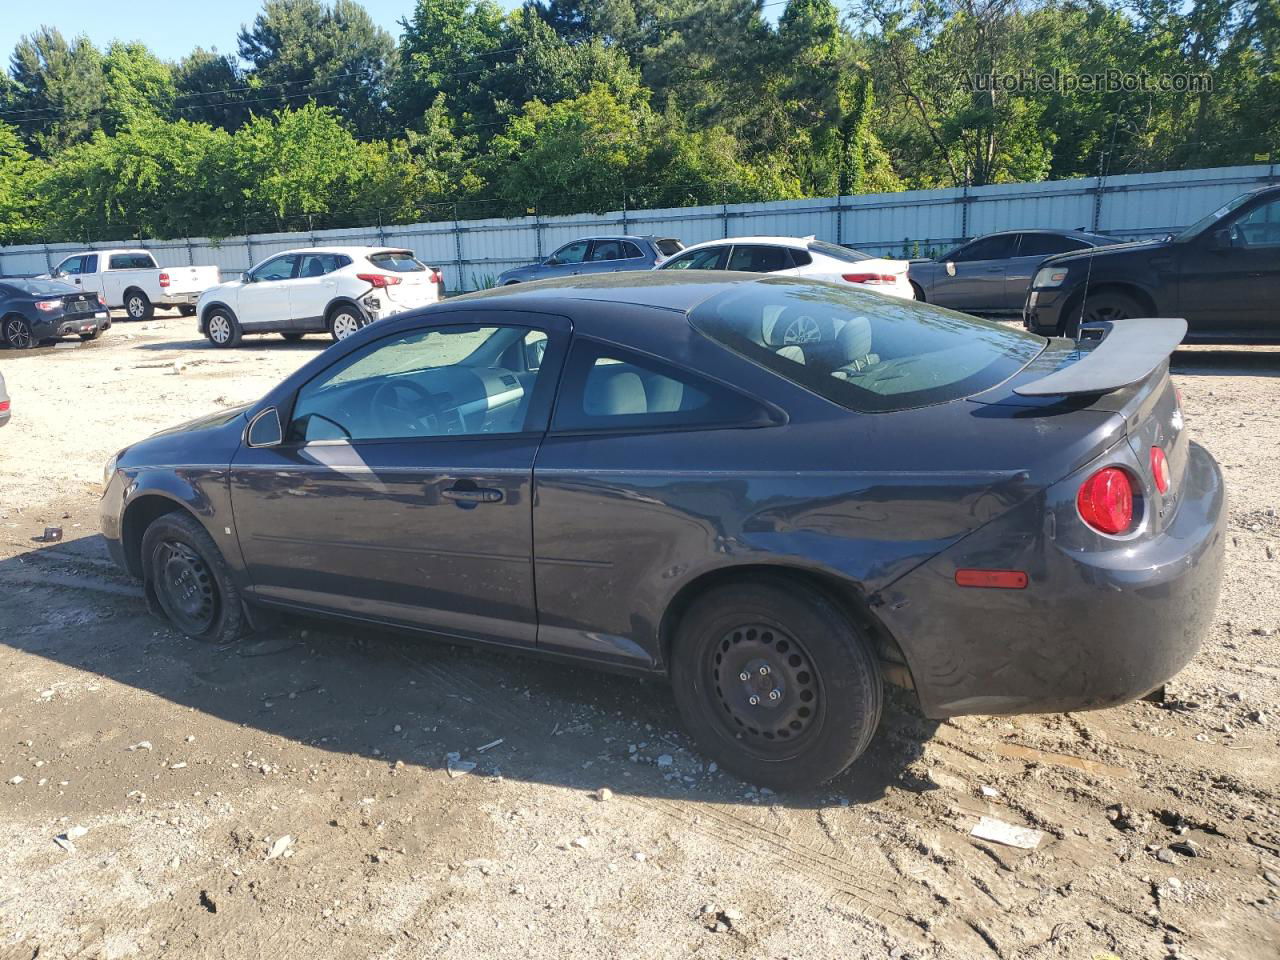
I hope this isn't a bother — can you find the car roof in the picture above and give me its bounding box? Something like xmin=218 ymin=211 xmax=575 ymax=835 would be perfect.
xmin=678 ymin=235 xmax=814 ymax=252
xmin=554 ymin=235 xmax=666 ymax=245
xmin=274 ymin=246 xmax=412 ymax=256
xmin=441 ymin=271 xmax=764 ymax=319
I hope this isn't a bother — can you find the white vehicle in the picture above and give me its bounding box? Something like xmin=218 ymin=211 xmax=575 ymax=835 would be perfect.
xmin=197 ymin=247 xmax=445 ymax=348
xmin=657 ymin=235 xmax=915 ymax=300
xmin=50 ymin=249 xmax=221 ymax=320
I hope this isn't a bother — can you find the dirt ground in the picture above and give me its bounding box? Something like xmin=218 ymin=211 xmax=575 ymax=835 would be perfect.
xmin=1 ymin=312 xmax=1278 ymax=960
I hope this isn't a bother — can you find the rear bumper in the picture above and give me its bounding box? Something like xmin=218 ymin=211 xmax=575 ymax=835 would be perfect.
xmin=878 ymin=440 xmax=1226 ymax=718
xmin=1023 ymin=286 xmax=1076 ymax=335
xmin=157 ymin=293 xmax=201 ymax=306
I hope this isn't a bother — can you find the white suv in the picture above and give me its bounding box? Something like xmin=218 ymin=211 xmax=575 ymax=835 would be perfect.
xmin=198 ymin=247 xmax=444 ymax=347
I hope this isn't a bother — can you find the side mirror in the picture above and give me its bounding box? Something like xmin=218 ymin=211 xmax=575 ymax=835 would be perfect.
xmin=246 ymin=408 xmax=283 ymax=448
xmin=241 ymin=272 xmax=253 ymax=283
xmin=544 ymin=257 xmax=559 ymax=267
xmin=526 ymin=337 xmax=547 ymax=370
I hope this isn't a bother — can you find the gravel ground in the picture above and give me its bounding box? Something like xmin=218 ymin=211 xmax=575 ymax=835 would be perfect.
xmin=0 ymin=314 xmax=1278 ymax=960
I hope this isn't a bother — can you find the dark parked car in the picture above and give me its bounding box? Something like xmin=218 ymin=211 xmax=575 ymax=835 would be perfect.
xmin=0 ymin=277 xmax=111 ymax=349
xmin=101 ymin=273 xmax=1225 ymax=788
xmin=1025 ymin=184 xmax=1280 ymax=341
xmin=497 ymin=235 xmax=682 ymax=285
xmin=910 ymin=229 xmax=1115 ymax=313
xmin=0 ymin=370 xmax=9 ymax=427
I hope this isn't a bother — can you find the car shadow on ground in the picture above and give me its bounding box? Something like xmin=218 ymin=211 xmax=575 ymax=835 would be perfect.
xmin=133 ymin=337 xmax=332 ymax=352
xmin=1 ymin=534 xmax=939 ymax=810
xmin=1171 ymin=347 xmax=1280 ymax=377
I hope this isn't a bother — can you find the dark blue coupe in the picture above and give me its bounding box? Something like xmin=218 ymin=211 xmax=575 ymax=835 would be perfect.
xmin=101 ymin=273 xmax=1225 ymax=788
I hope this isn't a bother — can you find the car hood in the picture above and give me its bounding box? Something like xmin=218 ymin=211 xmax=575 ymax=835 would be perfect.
xmin=1040 ymin=237 xmax=1169 ymax=268
xmin=118 ymin=404 xmax=251 ymax=470
xmin=200 ymin=280 xmax=246 ymax=300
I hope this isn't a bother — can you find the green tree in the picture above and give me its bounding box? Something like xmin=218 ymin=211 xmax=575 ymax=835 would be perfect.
xmin=173 ymin=48 xmax=251 ymax=131
xmin=101 ymin=41 xmax=176 ymax=134
xmin=7 ymin=27 xmax=105 ymax=152
xmin=0 ymin=122 xmax=44 ymax=242
xmin=238 ymin=0 xmax=396 ymax=138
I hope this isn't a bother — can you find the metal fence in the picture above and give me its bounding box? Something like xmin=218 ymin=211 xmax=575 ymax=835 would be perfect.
xmin=0 ymin=163 xmax=1274 ymax=293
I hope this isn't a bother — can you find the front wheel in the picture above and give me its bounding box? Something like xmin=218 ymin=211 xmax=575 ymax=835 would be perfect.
xmin=3 ymin=316 xmax=35 ymax=349
xmin=204 ymin=309 xmax=241 ymax=348
xmin=141 ymin=511 xmax=247 ymax=644
xmin=670 ymin=578 xmax=883 ymax=790
xmin=1063 ymin=290 xmax=1144 ymax=337
xmin=329 ymin=308 xmax=364 ymax=342
xmin=125 ymin=290 xmax=153 ymax=320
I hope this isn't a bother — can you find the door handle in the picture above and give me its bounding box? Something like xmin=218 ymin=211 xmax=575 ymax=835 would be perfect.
xmin=985 ymin=267 xmax=1002 ymax=273
xmin=442 ymin=486 xmax=504 ymax=504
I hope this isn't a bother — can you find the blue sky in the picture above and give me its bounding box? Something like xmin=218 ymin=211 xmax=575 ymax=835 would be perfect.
xmin=0 ymin=0 xmax=523 ymax=63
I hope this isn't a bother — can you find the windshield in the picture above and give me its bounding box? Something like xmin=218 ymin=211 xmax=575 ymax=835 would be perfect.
xmin=689 ymin=277 xmax=1045 ymax=413
xmin=368 ymin=251 xmax=427 ymax=272
xmin=808 ymin=240 xmax=872 ymax=263
xmin=1174 ymin=190 xmax=1258 ymax=242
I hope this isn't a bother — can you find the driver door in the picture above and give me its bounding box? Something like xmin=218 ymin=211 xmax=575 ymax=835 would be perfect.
xmin=228 ymin=313 xmax=570 ymax=646
xmin=1177 ymin=196 xmax=1280 ymax=338
xmin=238 ymin=254 xmax=299 ymax=329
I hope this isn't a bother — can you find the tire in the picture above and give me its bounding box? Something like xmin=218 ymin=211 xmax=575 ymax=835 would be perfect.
xmin=179 ymin=304 xmax=197 ymax=317
xmin=909 ymin=281 xmax=925 ymax=302
xmin=1063 ymin=289 xmax=1144 ymax=337
xmin=140 ymin=511 xmax=247 ymax=644
xmin=280 ymin=332 xmax=305 ymax=342
xmin=328 ymin=306 xmax=364 ymax=342
xmin=204 ymin=308 xmax=241 ymax=348
xmin=2 ymin=316 xmax=35 ymax=350
xmin=124 ymin=290 xmax=153 ymax=320
xmin=79 ymin=329 xmax=101 ymax=341
xmin=670 ymin=577 xmax=883 ymax=790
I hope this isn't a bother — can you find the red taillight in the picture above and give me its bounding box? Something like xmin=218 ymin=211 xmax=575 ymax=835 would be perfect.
xmin=357 ymin=273 xmax=401 ymax=288
xmin=429 ymin=269 xmax=443 ymax=285
xmin=843 ymin=273 xmax=897 ymax=285
xmin=0 ymin=400 xmax=9 ymax=413
xmin=955 ymin=569 xmax=1028 ymax=589
xmin=159 ymin=272 xmax=170 ymax=288
xmin=34 ymin=299 xmax=60 ymax=311
xmin=95 ymin=292 xmax=105 ymax=305
xmin=1150 ymin=446 xmax=1170 ymax=494
xmin=1078 ymin=467 xmax=1134 ymax=534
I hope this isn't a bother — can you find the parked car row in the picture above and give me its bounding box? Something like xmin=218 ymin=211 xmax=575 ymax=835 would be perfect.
xmin=0 ymin=277 xmax=112 ymax=349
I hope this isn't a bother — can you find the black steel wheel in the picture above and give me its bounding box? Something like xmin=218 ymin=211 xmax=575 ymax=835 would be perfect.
xmin=671 ymin=577 xmax=883 ymax=790
xmin=3 ymin=316 xmax=34 ymax=349
xmin=140 ymin=511 xmax=247 ymax=644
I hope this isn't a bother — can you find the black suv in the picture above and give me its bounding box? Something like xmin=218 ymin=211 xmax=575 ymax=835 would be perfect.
xmin=1024 ymin=183 xmax=1280 ymax=342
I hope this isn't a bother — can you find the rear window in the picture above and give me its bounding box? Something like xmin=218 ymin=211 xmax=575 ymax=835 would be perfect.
xmin=655 ymin=238 xmax=684 ymax=257
xmin=109 ymin=253 xmax=156 ymax=270
xmin=689 ymin=277 xmax=1045 ymax=413
xmin=368 ymin=251 xmax=427 ymax=272
xmin=807 ymin=241 xmax=871 ymax=264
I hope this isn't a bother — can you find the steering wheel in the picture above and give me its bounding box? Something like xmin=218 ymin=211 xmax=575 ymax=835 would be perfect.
xmin=370 ymin=379 xmax=438 ymax=437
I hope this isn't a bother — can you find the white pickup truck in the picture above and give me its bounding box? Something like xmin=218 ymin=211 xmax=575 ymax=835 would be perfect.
xmin=49 ymin=249 xmax=221 ymax=320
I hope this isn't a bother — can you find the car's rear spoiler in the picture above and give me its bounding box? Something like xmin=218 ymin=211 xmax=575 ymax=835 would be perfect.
xmin=1014 ymin=317 xmax=1187 ymax=397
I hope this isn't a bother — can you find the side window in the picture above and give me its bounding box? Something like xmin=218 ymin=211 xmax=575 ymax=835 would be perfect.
xmin=589 ymin=240 xmax=624 ymax=262
xmin=951 ymin=235 xmax=1016 ymax=262
xmin=108 ymin=253 xmax=152 ymax=269
xmin=619 ymin=241 xmax=644 ymax=260
xmin=253 ymin=256 xmax=299 ymax=282
xmin=298 ymin=254 xmax=339 ymax=278
xmin=1230 ymin=199 xmax=1280 ymax=248
xmin=661 ymin=246 xmax=730 ymax=271
xmin=56 ymin=256 xmax=83 ymax=276
xmin=728 ymin=245 xmax=792 ymax=273
xmin=552 ymin=241 xmax=589 ymax=265
xmin=1016 ymin=234 xmax=1089 ymax=257
xmin=790 ymin=248 xmax=813 ymax=267
xmin=289 ymin=324 xmax=553 ymax=442
xmin=82 ymin=254 xmax=99 ymax=273
xmin=551 ymin=339 xmax=767 ymax=432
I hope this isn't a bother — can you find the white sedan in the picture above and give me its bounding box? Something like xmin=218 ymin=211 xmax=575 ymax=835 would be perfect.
xmin=657 ymin=235 xmax=915 ymax=300
xmin=197 ymin=247 xmax=445 ymax=347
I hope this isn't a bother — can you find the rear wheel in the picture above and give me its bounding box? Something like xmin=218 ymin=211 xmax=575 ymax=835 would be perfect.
xmin=125 ymin=290 xmax=153 ymax=320
xmin=670 ymin=577 xmax=883 ymax=790
xmin=141 ymin=511 xmax=246 ymax=644
xmin=205 ymin=309 xmax=241 ymax=348
xmin=329 ymin=307 xmax=364 ymax=342
xmin=3 ymin=316 xmax=34 ymax=350
xmin=179 ymin=304 xmax=197 ymax=317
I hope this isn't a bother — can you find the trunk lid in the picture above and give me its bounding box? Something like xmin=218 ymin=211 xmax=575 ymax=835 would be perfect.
xmin=162 ymin=265 xmax=220 ymax=296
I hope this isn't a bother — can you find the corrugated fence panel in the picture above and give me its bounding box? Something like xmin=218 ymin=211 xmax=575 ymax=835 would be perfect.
xmin=1 ymin=164 xmax=1273 ymax=291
